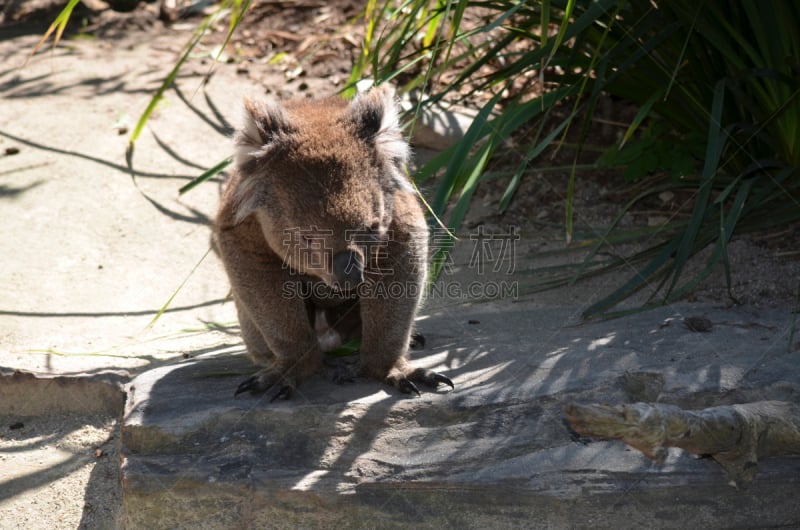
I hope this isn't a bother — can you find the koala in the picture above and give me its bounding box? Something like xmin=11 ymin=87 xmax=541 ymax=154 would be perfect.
xmin=214 ymin=86 xmax=453 ymax=400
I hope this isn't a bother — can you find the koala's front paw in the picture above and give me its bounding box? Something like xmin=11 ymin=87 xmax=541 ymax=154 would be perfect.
xmin=393 ymin=367 xmax=454 ymax=397
xmin=235 ymin=368 xmax=295 ymax=402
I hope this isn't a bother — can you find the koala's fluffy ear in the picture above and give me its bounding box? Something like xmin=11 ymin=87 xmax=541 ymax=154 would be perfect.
xmin=234 ymin=97 xmax=292 ymax=170
xmin=346 ymin=85 xmax=410 ymax=170
xmin=232 ymin=98 xmax=292 ymax=224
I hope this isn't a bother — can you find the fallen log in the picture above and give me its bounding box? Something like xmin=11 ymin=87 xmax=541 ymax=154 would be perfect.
xmin=564 ymin=400 xmax=800 ymax=487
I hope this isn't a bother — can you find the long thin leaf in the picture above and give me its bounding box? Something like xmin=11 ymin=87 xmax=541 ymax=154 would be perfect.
xmin=619 ymin=89 xmax=664 ymax=149
xmin=430 ymin=91 xmax=503 ymax=215
xmin=129 ymin=2 xmax=246 ymax=148
xmin=179 ymin=157 xmax=232 ymax=195
xmin=148 ymin=246 xmax=214 ymax=328
xmin=24 ymin=0 xmax=81 ymax=64
xmin=666 ymin=79 xmax=728 ymax=296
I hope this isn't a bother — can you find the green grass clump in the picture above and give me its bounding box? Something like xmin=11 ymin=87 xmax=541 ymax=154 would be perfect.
xmin=358 ymin=0 xmax=800 ymax=317
xmin=33 ymin=1 xmax=799 ymax=318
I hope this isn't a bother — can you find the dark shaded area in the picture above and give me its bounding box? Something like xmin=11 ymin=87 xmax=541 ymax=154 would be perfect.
xmin=0 ymin=0 xmax=161 ymax=39
xmin=0 ymin=180 xmax=42 ymax=198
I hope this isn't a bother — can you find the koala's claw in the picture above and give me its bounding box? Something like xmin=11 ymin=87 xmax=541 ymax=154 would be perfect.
xmin=394 ymin=369 xmax=454 ymax=396
xmin=408 ymin=368 xmax=455 ymax=391
xmin=234 ymin=375 xmax=265 ymax=397
xmin=234 ymin=370 xmax=296 ymax=400
xmin=397 ymin=378 xmax=421 ymax=396
xmin=270 ymin=385 xmax=293 ymax=402
xmin=427 ymin=372 xmax=455 ymax=390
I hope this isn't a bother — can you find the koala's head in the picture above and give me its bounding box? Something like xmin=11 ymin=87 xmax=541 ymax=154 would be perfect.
xmin=231 ymin=86 xmax=412 ymax=289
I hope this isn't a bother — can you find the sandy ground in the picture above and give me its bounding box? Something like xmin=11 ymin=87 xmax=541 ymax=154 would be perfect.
xmin=1 ymin=6 xmax=799 ymax=529
xmin=0 ymin=414 xmax=120 ymax=529
xmin=0 ymin=19 xmax=255 ymax=528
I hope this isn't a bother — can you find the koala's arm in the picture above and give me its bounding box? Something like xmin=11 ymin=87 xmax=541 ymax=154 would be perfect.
xmin=215 ymin=197 xmax=323 ymax=389
xmin=358 ymin=190 xmax=445 ymax=392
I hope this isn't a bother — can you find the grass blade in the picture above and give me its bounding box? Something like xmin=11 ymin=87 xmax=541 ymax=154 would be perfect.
xmin=179 ymin=157 xmax=232 ymax=195
xmin=128 ymin=2 xmax=244 ymax=149
xmin=148 ymin=246 xmax=214 ymax=328
xmin=666 ymin=79 xmax=728 ymax=295
xmin=24 ymin=0 xmax=81 ymax=64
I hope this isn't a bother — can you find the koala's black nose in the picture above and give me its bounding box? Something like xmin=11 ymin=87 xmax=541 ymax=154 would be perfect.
xmin=332 ymin=251 xmax=364 ymax=286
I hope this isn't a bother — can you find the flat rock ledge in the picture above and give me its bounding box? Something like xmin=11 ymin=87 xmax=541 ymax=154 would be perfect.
xmin=0 ymin=368 xmax=127 ymax=417
xmin=120 ymin=305 xmax=800 ymax=528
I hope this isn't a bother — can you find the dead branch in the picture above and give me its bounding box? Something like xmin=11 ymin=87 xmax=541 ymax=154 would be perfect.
xmin=564 ymin=400 xmax=800 ymax=487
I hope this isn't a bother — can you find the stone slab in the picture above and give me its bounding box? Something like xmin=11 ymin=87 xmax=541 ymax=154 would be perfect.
xmin=120 ymin=303 xmax=800 ymax=528
xmin=0 ymin=368 xmax=127 ymax=417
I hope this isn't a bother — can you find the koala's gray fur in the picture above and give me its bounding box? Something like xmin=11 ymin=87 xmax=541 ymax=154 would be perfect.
xmin=214 ymin=86 xmax=453 ymax=399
